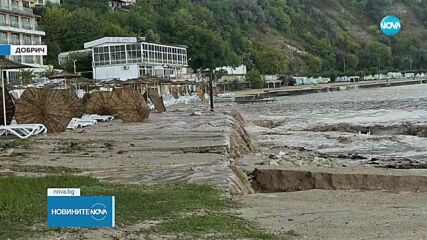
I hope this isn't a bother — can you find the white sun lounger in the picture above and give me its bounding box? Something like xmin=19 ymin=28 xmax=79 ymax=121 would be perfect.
xmin=0 ymin=124 xmax=48 ymax=139
xmin=11 ymin=124 xmax=48 ymax=135
xmin=67 ymin=118 xmax=97 ymax=129
xmin=82 ymin=114 xmax=114 ymax=122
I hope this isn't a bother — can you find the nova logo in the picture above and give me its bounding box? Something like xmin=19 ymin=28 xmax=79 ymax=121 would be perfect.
xmin=90 ymin=203 xmax=108 ymax=221
xmin=380 ymin=16 xmax=401 ymax=37
xmin=50 ymin=203 xmax=108 ymax=221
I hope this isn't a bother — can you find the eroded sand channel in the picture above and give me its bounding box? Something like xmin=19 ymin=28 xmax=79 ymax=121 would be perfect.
xmin=238 ymin=84 xmax=427 ymax=239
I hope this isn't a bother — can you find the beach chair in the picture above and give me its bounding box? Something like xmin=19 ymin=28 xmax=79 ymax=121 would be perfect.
xmin=0 ymin=124 xmax=48 ymax=139
xmin=82 ymin=114 xmax=114 ymax=122
xmin=67 ymin=118 xmax=97 ymax=129
xmin=11 ymin=124 xmax=48 ymax=135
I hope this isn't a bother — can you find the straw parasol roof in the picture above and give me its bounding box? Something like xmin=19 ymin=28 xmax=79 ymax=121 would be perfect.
xmin=111 ymin=87 xmax=150 ymax=123
xmin=83 ymin=91 xmax=117 ymax=116
xmin=0 ymin=57 xmax=32 ymax=69
xmin=15 ymin=88 xmax=75 ymax=133
xmin=147 ymin=88 xmax=166 ymax=113
xmin=49 ymin=71 xmax=80 ymax=79
xmin=66 ymin=77 xmax=95 ymax=83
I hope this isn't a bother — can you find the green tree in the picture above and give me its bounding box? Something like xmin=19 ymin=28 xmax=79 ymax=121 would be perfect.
xmin=316 ymin=38 xmax=336 ymax=71
xmin=42 ymin=7 xmax=69 ymax=65
xmin=39 ymin=68 xmax=57 ymax=78
xmin=368 ymin=42 xmax=392 ymax=70
xmin=38 ymin=0 xmax=427 ymax=75
xmin=19 ymin=70 xmax=34 ymax=85
xmin=306 ymin=55 xmax=323 ymax=74
xmin=254 ymin=47 xmax=288 ymax=74
xmin=61 ymin=8 xmax=104 ymax=51
xmin=247 ymin=69 xmax=265 ymax=89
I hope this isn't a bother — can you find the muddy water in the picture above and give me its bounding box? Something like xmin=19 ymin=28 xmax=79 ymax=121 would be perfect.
xmin=240 ymin=84 xmax=427 ymax=168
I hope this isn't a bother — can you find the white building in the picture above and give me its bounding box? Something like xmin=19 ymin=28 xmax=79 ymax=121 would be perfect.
xmin=108 ymin=0 xmax=135 ymax=10
xmin=0 ymin=0 xmax=48 ymax=80
xmin=216 ymin=65 xmax=246 ymax=75
xmin=31 ymin=0 xmax=62 ymax=6
xmin=75 ymin=37 xmax=188 ymax=81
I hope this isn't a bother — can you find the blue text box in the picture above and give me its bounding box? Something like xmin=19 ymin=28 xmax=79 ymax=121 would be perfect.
xmin=0 ymin=45 xmax=11 ymax=55
xmin=48 ymin=196 xmax=115 ymax=228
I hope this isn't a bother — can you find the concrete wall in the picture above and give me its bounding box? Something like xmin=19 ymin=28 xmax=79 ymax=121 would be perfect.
xmin=93 ymin=64 xmax=139 ymax=81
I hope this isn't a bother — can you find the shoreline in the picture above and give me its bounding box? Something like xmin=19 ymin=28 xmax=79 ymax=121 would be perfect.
xmin=233 ymin=78 xmax=427 ymax=100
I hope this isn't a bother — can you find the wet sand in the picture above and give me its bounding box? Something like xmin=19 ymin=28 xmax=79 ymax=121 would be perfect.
xmin=238 ymin=190 xmax=427 ymax=240
xmin=237 ymin=84 xmax=427 ymax=239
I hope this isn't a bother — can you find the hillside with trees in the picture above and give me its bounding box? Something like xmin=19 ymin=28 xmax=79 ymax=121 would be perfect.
xmin=38 ymin=0 xmax=427 ymax=78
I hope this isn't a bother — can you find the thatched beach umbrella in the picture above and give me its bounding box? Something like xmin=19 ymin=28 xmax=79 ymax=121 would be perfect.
xmin=0 ymin=57 xmax=33 ymax=126
xmin=147 ymin=88 xmax=166 ymax=113
xmin=111 ymin=87 xmax=150 ymax=123
xmin=49 ymin=71 xmax=81 ymax=89
xmin=15 ymin=88 xmax=74 ymax=133
xmin=49 ymin=71 xmax=80 ymax=80
xmin=59 ymin=89 xmax=84 ymax=118
xmin=83 ymin=91 xmax=117 ymax=116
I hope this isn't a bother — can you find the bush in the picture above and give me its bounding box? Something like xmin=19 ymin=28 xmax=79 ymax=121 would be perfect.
xmin=247 ymin=69 xmax=265 ymax=89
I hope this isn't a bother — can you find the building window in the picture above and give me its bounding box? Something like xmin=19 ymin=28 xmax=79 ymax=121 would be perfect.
xmin=0 ymin=14 xmax=6 ymax=27
xmin=24 ymin=56 xmax=34 ymax=64
xmin=34 ymin=36 xmax=41 ymax=44
xmin=126 ymin=44 xmax=141 ymax=63
xmin=22 ymin=18 xmax=31 ymax=30
xmin=10 ymin=16 xmax=19 ymax=28
xmin=11 ymin=1 xmax=19 ymax=11
xmin=140 ymin=65 xmax=153 ymax=76
xmin=10 ymin=56 xmax=21 ymax=63
xmin=23 ymin=35 xmax=31 ymax=44
xmin=110 ymin=45 xmax=126 ymax=64
xmin=11 ymin=34 xmax=20 ymax=45
xmin=0 ymin=32 xmax=7 ymax=44
xmin=93 ymin=46 xmax=110 ymax=66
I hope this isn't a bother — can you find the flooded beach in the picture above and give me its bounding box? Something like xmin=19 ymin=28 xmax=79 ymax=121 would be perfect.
xmin=236 ymin=84 xmax=427 ymax=239
xmin=240 ymin=84 xmax=427 ymax=169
